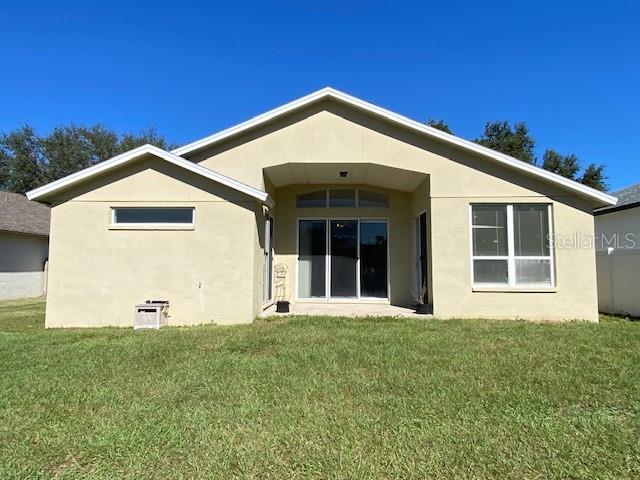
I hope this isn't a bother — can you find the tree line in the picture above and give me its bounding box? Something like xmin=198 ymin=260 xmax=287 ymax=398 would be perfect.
xmin=426 ymin=119 xmax=607 ymax=191
xmin=0 ymin=125 xmax=174 ymax=194
xmin=0 ymin=119 xmax=607 ymax=195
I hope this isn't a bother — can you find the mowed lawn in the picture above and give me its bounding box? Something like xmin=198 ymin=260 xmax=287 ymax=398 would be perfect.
xmin=1 ymin=299 xmax=639 ymax=479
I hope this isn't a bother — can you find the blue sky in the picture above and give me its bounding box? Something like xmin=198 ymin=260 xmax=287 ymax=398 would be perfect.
xmin=1 ymin=1 xmax=638 ymax=191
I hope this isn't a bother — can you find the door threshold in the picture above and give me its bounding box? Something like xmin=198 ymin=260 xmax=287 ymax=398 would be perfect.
xmin=296 ymin=299 xmax=390 ymax=305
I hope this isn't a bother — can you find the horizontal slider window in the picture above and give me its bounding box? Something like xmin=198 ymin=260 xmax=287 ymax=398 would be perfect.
xmin=112 ymin=207 xmax=194 ymax=225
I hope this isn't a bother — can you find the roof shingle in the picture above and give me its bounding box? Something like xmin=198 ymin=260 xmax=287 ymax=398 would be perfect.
xmin=595 ymin=184 xmax=640 ymax=215
xmin=0 ymin=191 xmax=50 ymax=236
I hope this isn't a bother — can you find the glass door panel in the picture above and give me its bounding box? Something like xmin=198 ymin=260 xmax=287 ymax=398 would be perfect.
xmin=298 ymin=220 xmax=326 ymax=298
xmin=360 ymin=221 xmax=388 ymax=298
xmin=330 ymin=220 xmax=358 ymax=297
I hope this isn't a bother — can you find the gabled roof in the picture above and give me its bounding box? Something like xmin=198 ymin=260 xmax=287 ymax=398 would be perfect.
xmin=0 ymin=191 xmax=50 ymax=236
xmin=173 ymin=87 xmax=616 ymax=207
xmin=595 ymin=183 xmax=640 ymax=215
xmin=26 ymin=144 xmax=274 ymax=207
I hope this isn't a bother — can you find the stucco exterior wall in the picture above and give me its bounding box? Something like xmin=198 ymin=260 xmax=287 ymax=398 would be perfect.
xmin=189 ymin=102 xmax=591 ymax=205
xmin=409 ymin=179 xmax=432 ymax=304
xmin=595 ymin=208 xmax=640 ymax=316
xmin=45 ymin=157 xmax=261 ymax=327
xmin=0 ymin=231 xmax=48 ymax=299
xmin=190 ymin=102 xmax=599 ymax=321
xmin=253 ymin=202 xmax=268 ymax=311
xmin=431 ymin=196 xmax=596 ymax=320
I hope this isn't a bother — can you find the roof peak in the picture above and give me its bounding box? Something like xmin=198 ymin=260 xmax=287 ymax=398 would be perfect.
xmin=171 ymin=88 xmax=616 ymax=207
xmin=26 ymin=144 xmax=273 ymax=207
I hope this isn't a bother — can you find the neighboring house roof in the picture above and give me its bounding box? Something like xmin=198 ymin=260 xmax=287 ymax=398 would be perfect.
xmin=26 ymin=144 xmax=274 ymax=207
xmin=172 ymin=87 xmax=616 ymax=207
xmin=595 ymin=183 xmax=640 ymax=215
xmin=0 ymin=191 xmax=50 ymax=236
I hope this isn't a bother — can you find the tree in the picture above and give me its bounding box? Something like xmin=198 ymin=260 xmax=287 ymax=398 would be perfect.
xmin=426 ymin=118 xmax=453 ymax=134
xmin=476 ymin=121 xmax=536 ymax=164
xmin=542 ymin=149 xmax=580 ymax=180
xmin=42 ymin=125 xmax=176 ymax=182
xmin=580 ymin=163 xmax=607 ymax=191
xmin=42 ymin=125 xmax=109 ymax=181
xmin=541 ymin=149 xmax=608 ymax=191
xmin=0 ymin=124 xmax=174 ymax=194
xmin=0 ymin=126 xmax=46 ymax=193
xmin=118 ymin=126 xmax=174 ymax=153
xmin=83 ymin=125 xmax=119 ymax=163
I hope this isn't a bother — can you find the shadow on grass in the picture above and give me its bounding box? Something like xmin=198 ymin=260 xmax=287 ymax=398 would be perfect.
xmin=600 ymin=312 xmax=640 ymax=323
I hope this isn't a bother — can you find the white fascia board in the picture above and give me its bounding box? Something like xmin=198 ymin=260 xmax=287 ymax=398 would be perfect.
xmin=172 ymin=87 xmax=616 ymax=206
xmin=26 ymin=144 xmax=274 ymax=208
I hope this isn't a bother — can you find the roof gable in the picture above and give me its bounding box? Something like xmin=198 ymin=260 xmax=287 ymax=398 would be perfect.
xmin=26 ymin=145 xmax=274 ymax=207
xmin=173 ymin=87 xmax=616 ymax=207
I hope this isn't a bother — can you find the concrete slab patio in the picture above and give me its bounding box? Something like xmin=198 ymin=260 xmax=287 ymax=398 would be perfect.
xmin=260 ymin=302 xmax=431 ymax=318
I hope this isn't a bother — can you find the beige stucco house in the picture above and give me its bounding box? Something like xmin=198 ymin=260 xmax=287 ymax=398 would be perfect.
xmin=27 ymin=88 xmax=616 ymax=327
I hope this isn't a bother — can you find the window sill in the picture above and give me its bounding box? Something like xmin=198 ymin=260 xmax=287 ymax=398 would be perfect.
xmin=472 ymin=286 xmax=557 ymax=293
xmin=108 ymin=224 xmax=195 ymax=231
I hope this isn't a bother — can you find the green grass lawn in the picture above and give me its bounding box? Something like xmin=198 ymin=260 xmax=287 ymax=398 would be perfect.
xmin=1 ymin=299 xmax=639 ymax=479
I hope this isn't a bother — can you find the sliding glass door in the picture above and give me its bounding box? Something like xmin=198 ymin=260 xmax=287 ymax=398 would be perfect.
xmin=360 ymin=221 xmax=388 ymax=298
xmin=298 ymin=219 xmax=388 ymax=300
xmin=298 ymin=220 xmax=327 ymax=298
xmin=330 ymin=220 xmax=358 ymax=297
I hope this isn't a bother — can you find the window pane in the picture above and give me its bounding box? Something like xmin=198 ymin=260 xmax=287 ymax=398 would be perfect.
xmin=360 ymin=222 xmax=388 ymax=298
xmin=113 ymin=208 xmax=193 ymax=224
xmin=296 ymin=191 xmax=326 ymax=208
xmin=516 ymin=259 xmax=551 ymax=285
xmin=298 ymin=220 xmax=326 ymax=298
xmin=473 ymin=259 xmax=508 ymax=284
xmin=329 ymin=189 xmax=355 ymax=207
xmin=358 ymin=190 xmax=389 ymax=208
xmin=514 ymin=205 xmax=549 ymax=256
xmin=472 ymin=205 xmax=507 ymax=256
xmin=330 ymin=220 xmax=358 ymax=296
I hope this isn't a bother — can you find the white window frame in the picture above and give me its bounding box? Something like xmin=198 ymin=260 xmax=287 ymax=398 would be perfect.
xmin=109 ymin=207 xmax=195 ymax=230
xmin=469 ymin=204 xmax=555 ymax=288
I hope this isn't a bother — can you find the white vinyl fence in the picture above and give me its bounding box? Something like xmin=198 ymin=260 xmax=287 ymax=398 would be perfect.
xmin=596 ymin=249 xmax=640 ymax=316
xmin=0 ymin=271 xmax=46 ymax=300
